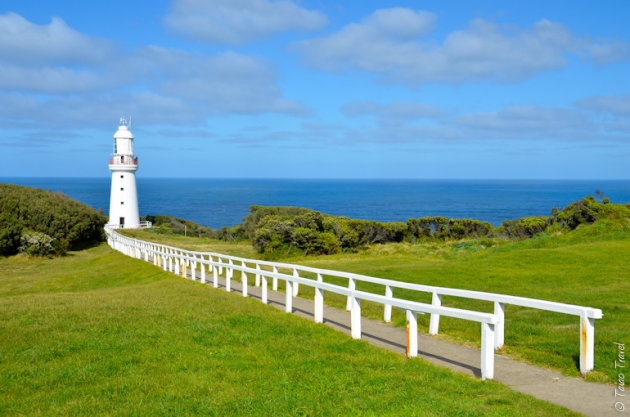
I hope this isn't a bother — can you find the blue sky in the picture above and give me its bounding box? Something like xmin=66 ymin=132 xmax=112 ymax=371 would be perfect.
xmin=1 ymin=0 xmax=629 ymax=179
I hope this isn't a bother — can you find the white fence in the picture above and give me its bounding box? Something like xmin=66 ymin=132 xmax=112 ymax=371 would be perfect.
xmin=105 ymin=226 xmax=603 ymax=380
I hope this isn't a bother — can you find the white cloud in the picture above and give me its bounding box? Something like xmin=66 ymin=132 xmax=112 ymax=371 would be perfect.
xmin=329 ymin=100 xmax=630 ymax=145
xmin=451 ymin=105 xmax=591 ymax=133
xmin=342 ymin=100 xmax=445 ymax=122
xmin=575 ymin=94 xmax=630 ymax=118
xmin=0 ymin=13 xmax=305 ymax=125
xmin=164 ymin=0 xmax=327 ymax=45
xmin=0 ymin=12 xmax=112 ymax=65
xmin=293 ymin=9 xmax=629 ymax=85
xmin=0 ymin=63 xmax=119 ymax=93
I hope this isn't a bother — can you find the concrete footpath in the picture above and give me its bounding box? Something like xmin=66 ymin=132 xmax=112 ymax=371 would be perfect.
xmin=188 ymin=271 xmax=617 ymax=417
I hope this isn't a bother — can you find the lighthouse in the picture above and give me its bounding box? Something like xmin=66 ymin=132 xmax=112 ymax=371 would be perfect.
xmin=108 ymin=117 xmax=140 ymax=229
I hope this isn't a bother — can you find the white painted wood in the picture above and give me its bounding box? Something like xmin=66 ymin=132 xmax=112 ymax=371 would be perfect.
xmin=285 ymin=281 xmax=293 ymax=313
xmin=242 ymin=265 xmax=248 ymax=297
xmin=481 ymin=322 xmax=495 ymax=380
xmin=580 ymin=314 xmax=595 ymax=375
xmin=494 ymin=302 xmax=505 ymax=349
xmin=351 ymin=296 xmax=361 ymax=339
xmin=272 ymin=266 xmax=278 ymax=291
xmin=261 ymin=273 xmax=268 ymax=304
xmin=191 ymin=262 xmax=196 ymax=281
xmin=407 ymin=310 xmax=418 ymax=358
xmin=314 ymin=286 xmax=324 ymax=324
xmin=429 ymin=292 xmax=442 ymax=335
xmin=200 ymin=260 xmax=206 ymax=284
xmin=293 ymin=269 xmax=299 ymax=296
xmin=213 ymin=264 xmax=218 ymax=288
xmin=346 ymin=278 xmax=355 ymax=311
xmin=255 ymin=264 xmax=261 ymax=287
xmin=384 ymin=285 xmax=393 ymax=322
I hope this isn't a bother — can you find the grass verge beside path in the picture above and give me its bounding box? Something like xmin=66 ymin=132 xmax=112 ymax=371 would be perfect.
xmin=121 ymin=217 xmax=630 ymax=384
xmin=0 ymin=244 xmax=579 ymax=416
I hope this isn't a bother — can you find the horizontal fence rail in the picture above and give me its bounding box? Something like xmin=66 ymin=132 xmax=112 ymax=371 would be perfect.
xmin=105 ymin=226 xmax=603 ymax=379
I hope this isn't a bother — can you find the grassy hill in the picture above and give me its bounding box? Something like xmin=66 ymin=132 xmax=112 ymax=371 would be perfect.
xmin=0 ymin=244 xmax=579 ymax=416
xmin=121 ymin=209 xmax=630 ymax=384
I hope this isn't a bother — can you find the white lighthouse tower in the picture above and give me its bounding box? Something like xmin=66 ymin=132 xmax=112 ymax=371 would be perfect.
xmin=108 ymin=117 xmax=140 ymax=229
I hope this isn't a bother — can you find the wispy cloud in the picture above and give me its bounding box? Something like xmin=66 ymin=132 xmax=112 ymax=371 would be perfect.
xmin=292 ymin=9 xmax=630 ymax=85
xmin=164 ymin=0 xmax=327 ymax=45
xmin=0 ymin=12 xmax=113 ymax=65
xmin=0 ymin=13 xmax=307 ymax=126
xmin=575 ymin=94 xmax=630 ymax=118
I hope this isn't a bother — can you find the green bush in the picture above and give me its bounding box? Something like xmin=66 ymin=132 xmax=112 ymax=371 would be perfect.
xmin=498 ymin=216 xmax=549 ymax=239
xmin=0 ymin=211 xmax=23 ymax=256
xmin=0 ymin=184 xmax=107 ymax=256
xmin=18 ymin=231 xmax=54 ymax=256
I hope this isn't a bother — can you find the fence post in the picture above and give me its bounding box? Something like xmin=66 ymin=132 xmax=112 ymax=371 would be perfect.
xmin=218 ymin=258 xmax=223 ymax=275
xmin=494 ymin=302 xmax=505 ymax=349
xmin=346 ymin=277 xmax=355 ymax=311
xmin=225 ymin=262 xmax=231 ymax=292
xmin=200 ymin=258 xmax=206 ymax=284
xmin=261 ymin=272 xmax=268 ymax=304
xmin=580 ymin=313 xmax=595 ymax=375
xmin=407 ymin=310 xmax=418 ymax=358
xmin=314 ymin=273 xmax=324 ymax=323
xmin=351 ymin=296 xmax=361 ymax=339
xmin=213 ymin=260 xmax=219 ymax=288
xmin=228 ymin=259 xmax=233 ymax=280
xmin=481 ymin=322 xmax=496 ymax=380
xmin=168 ymin=255 xmax=173 ymax=272
xmin=384 ymin=285 xmax=393 ymax=322
xmin=293 ymin=269 xmax=299 ymax=296
xmin=255 ymin=264 xmax=261 ymax=287
xmin=242 ymin=262 xmax=248 ymax=297
xmin=285 ymin=279 xmax=293 ymax=313
xmin=191 ymin=261 xmax=196 ymax=281
xmin=175 ymin=256 xmax=180 ymax=275
xmin=429 ymin=292 xmax=442 ymax=335
xmin=272 ymin=266 xmax=278 ymax=291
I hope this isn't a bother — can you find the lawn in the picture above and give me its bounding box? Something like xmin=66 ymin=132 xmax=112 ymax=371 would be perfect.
xmin=0 ymin=244 xmax=580 ymax=416
xmin=121 ymin=215 xmax=630 ymax=384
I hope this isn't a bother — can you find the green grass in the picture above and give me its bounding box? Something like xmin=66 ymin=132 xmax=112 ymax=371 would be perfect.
xmin=0 ymin=244 xmax=580 ymax=416
xmin=122 ymin=215 xmax=630 ymax=384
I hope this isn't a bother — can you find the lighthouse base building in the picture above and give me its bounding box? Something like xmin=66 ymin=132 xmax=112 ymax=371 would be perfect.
xmin=108 ymin=118 xmax=140 ymax=229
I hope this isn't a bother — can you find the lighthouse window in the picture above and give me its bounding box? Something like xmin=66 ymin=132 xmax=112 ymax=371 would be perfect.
xmin=120 ymin=175 xmax=124 ymax=178
xmin=121 ymin=202 xmax=124 ymax=205
xmin=120 ymin=187 xmax=124 ymax=191
xmin=113 ymin=139 xmax=117 ymax=154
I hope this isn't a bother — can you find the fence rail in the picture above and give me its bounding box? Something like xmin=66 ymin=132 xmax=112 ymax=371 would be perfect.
xmin=105 ymin=225 xmax=603 ymax=379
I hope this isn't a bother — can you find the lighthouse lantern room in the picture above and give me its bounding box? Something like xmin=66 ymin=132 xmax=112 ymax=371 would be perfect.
xmin=108 ymin=117 xmax=140 ymax=229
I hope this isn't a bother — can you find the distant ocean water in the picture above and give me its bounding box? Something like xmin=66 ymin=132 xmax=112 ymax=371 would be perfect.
xmin=3 ymin=178 xmax=630 ymax=229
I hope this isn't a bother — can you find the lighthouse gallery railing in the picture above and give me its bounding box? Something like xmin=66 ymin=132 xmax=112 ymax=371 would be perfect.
xmin=105 ymin=225 xmax=603 ymax=380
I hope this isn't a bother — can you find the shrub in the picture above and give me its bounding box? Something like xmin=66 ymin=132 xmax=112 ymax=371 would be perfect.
xmin=0 ymin=184 xmax=107 ymax=256
xmin=552 ymin=196 xmax=602 ymax=229
xmin=0 ymin=211 xmax=23 ymax=256
xmin=18 ymin=231 xmax=54 ymax=256
xmin=498 ymin=216 xmax=549 ymax=239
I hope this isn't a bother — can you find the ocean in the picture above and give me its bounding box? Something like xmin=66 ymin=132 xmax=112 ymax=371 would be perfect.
xmin=2 ymin=178 xmax=629 ymax=229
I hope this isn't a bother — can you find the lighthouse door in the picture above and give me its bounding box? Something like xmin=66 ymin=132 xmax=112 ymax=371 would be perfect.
xmin=120 ymin=217 xmax=125 ymax=227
